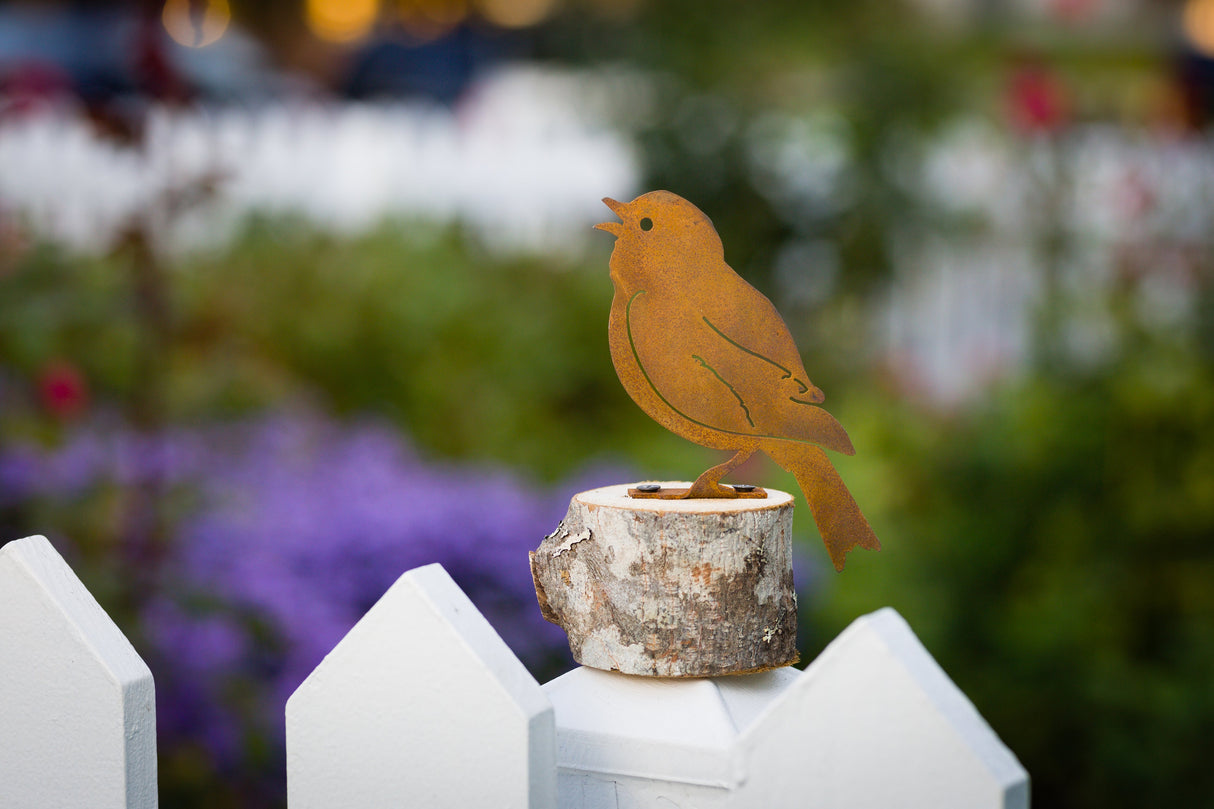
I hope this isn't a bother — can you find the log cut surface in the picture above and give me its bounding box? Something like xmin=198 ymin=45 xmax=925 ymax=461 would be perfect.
xmin=531 ymin=483 xmax=798 ymax=677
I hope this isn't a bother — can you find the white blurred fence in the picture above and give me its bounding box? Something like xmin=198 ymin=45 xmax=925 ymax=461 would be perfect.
xmin=0 ymin=67 xmax=639 ymax=257
xmin=5 ymin=79 xmax=1209 ymax=405
xmin=1 ymin=534 xmax=1029 ymax=808
xmin=878 ymin=121 xmax=1214 ymax=401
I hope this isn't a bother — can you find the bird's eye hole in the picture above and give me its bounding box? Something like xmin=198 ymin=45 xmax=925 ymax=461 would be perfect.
xmin=640 ymin=217 xmax=654 ymax=232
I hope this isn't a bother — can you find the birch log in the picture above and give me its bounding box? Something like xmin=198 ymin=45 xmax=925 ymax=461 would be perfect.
xmin=531 ymin=483 xmax=798 ymax=677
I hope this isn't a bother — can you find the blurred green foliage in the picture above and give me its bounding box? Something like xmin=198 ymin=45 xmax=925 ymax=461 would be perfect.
xmin=808 ymin=325 xmax=1214 ymax=807
xmin=0 ymin=219 xmax=714 ymax=481
xmin=5 ymin=206 xmax=1213 ymax=806
xmin=4 ymin=2 xmax=1214 ymax=806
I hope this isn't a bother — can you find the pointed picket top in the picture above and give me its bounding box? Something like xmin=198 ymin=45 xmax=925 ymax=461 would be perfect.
xmin=544 ymin=607 xmax=1027 ymax=809
xmin=544 ymin=665 xmax=799 ymax=790
xmin=740 ymin=607 xmax=1029 ymax=809
xmin=0 ymin=535 xmax=158 ymax=809
xmin=287 ymin=563 xmax=556 ymax=809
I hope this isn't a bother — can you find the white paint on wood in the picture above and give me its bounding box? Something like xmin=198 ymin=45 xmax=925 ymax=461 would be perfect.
xmin=740 ymin=607 xmax=1029 ymax=809
xmin=0 ymin=543 xmax=1027 ymax=808
xmin=544 ymin=666 xmax=799 ymax=805
xmin=543 ymin=607 xmax=1028 ymax=808
xmin=286 ymin=563 xmax=557 ymax=809
xmin=0 ymin=535 xmax=158 ymax=809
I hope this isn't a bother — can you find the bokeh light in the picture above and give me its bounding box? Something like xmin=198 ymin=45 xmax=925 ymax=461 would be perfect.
xmin=5 ymin=3 xmax=1214 ymax=808
xmin=1180 ymin=0 xmax=1214 ymax=55
xmin=161 ymin=0 xmax=231 ymax=48
xmin=475 ymin=0 xmax=559 ymax=29
xmin=307 ymin=0 xmax=381 ymax=43
xmin=397 ymin=0 xmax=468 ymax=40
xmin=1184 ymin=0 xmax=1214 ymax=57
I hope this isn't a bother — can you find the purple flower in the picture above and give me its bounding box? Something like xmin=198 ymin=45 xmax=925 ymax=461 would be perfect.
xmin=0 ymin=446 xmax=38 ymax=504
xmin=2 ymin=407 xmax=624 ymax=769
xmin=15 ymin=409 xmax=846 ymax=777
xmin=0 ymin=417 xmax=205 ymax=502
xmin=126 ymin=410 xmax=612 ymax=756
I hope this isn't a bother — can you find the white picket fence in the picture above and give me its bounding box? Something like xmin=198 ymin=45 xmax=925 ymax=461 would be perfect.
xmin=0 ymin=535 xmax=1029 ymax=808
xmin=0 ymin=68 xmax=638 ymax=259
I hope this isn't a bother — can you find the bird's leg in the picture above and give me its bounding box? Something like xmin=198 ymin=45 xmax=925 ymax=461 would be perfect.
xmin=683 ymin=449 xmax=756 ymax=499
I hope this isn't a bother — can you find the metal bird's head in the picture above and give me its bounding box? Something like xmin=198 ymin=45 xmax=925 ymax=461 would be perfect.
xmin=595 ymin=191 xmax=724 ymax=286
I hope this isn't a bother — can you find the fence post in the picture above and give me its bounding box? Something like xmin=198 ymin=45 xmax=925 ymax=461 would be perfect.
xmin=0 ymin=536 xmax=158 ymax=809
xmin=287 ymin=563 xmax=556 ymax=809
xmin=2 ymin=544 xmax=1026 ymax=808
xmin=544 ymin=607 xmax=1029 ymax=808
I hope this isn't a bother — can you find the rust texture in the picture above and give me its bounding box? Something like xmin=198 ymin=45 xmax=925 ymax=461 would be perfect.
xmin=595 ymin=191 xmax=880 ymax=571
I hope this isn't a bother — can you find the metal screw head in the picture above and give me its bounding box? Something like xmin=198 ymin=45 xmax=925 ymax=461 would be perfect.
xmin=635 ymin=483 xmax=662 ymax=492
xmin=732 ymin=484 xmax=756 ymax=493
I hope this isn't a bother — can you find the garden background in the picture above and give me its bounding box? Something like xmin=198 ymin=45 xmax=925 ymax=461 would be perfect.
xmin=2 ymin=0 xmax=1213 ymax=806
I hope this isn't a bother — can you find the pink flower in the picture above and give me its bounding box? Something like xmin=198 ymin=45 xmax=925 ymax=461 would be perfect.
xmin=37 ymin=360 xmax=89 ymax=419
xmin=1006 ymin=62 xmax=1070 ymax=134
xmin=1049 ymin=0 xmax=1099 ymax=23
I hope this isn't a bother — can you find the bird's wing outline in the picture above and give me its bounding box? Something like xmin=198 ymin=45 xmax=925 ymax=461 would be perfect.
xmin=700 ymin=315 xmax=818 ymax=403
xmin=626 ymin=289 xmax=849 ymax=451
xmin=626 ymin=287 xmax=854 ymax=454
xmin=626 ymin=290 xmax=751 ymax=436
xmin=690 ymin=353 xmax=756 ymax=428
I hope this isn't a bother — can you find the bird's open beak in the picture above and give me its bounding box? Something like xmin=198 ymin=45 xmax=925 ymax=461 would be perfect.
xmin=593 ymin=197 xmax=627 ymax=236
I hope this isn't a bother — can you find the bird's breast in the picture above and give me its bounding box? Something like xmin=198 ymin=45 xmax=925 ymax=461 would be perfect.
xmin=608 ymin=288 xmax=742 ymax=452
xmin=608 ymin=289 xmax=666 ymax=414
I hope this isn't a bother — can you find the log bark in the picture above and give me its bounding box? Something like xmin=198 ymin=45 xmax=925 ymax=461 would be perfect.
xmin=531 ymin=483 xmax=798 ymax=677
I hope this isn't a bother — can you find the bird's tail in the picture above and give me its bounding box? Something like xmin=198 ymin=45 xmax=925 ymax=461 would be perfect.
xmin=763 ymin=441 xmax=880 ymax=572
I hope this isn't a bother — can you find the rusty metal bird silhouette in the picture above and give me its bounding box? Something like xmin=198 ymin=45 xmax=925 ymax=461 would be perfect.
xmin=594 ymin=190 xmax=880 ymax=571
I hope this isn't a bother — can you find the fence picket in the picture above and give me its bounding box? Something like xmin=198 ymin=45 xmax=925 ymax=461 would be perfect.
xmin=1 ymin=539 xmax=1028 ymax=808
xmin=0 ymin=536 xmax=157 ymax=809
xmin=286 ymin=563 xmax=556 ymax=809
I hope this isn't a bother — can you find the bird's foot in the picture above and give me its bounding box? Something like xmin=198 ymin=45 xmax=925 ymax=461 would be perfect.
xmin=682 ymin=478 xmax=740 ymax=499
xmin=680 ymin=450 xmax=760 ymax=499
